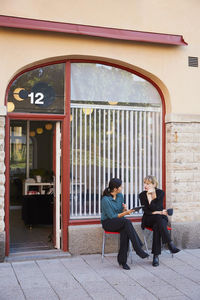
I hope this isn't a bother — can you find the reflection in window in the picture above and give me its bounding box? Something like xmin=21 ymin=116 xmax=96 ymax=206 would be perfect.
xmin=10 ymin=122 xmax=27 ymax=176
xmin=70 ymin=63 xmax=162 ymax=219
xmin=7 ymin=63 xmax=65 ymax=114
xmin=71 ymin=63 xmax=161 ymax=106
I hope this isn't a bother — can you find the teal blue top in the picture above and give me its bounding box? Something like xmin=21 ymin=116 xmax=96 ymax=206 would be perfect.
xmin=101 ymin=193 xmax=124 ymax=221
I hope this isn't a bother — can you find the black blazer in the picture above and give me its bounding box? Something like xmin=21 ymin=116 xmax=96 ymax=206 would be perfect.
xmin=139 ymin=188 xmax=166 ymax=229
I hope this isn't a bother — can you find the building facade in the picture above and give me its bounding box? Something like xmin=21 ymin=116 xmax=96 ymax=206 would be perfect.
xmin=0 ymin=0 xmax=200 ymax=260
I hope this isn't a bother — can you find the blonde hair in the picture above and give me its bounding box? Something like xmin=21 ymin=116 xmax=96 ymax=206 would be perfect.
xmin=144 ymin=175 xmax=158 ymax=188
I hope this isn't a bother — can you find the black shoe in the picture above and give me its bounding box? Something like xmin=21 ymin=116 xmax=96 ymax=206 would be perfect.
xmin=142 ymin=252 xmax=149 ymax=259
xmin=119 ymin=263 xmax=130 ymax=270
xmin=152 ymin=255 xmax=159 ymax=267
xmin=138 ymin=251 xmax=149 ymax=259
xmin=168 ymin=241 xmax=181 ymax=254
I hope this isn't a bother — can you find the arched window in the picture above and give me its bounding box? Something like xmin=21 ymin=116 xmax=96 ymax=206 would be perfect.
xmin=70 ymin=63 xmax=162 ymax=218
xmin=7 ymin=63 xmax=65 ymax=114
xmin=7 ymin=60 xmax=163 ymax=220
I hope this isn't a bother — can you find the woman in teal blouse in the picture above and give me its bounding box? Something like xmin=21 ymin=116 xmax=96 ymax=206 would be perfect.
xmin=101 ymin=178 xmax=149 ymax=270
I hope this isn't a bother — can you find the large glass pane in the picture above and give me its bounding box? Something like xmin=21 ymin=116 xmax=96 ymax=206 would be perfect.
xmin=7 ymin=63 xmax=65 ymax=114
xmin=71 ymin=63 xmax=160 ymax=106
xmin=70 ymin=106 xmax=162 ymax=218
xmin=70 ymin=63 xmax=162 ymax=219
xmin=10 ymin=121 xmax=28 ymax=177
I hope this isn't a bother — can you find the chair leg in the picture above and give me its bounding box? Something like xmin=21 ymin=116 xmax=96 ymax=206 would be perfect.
xmin=142 ymin=228 xmax=174 ymax=259
xmin=143 ymin=230 xmax=150 ymax=254
xmin=128 ymin=240 xmax=134 ymax=264
xmin=102 ymin=231 xmax=106 ymax=262
xmin=168 ymin=228 xmax=174 ymax=258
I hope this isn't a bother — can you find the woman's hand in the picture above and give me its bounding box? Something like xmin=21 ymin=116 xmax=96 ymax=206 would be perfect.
xmin=147 ymin=187 xmax=156 ymax=194
xmin=126 ymin=209 xmax=135 ymax=215
xmin=122 ymin=203 xmax=127 ymax=211
xmin=118 ymin=209 xmax=134 ymax=218
xmin=152 ymin=209 xmax=167 ymax=215
xmin=146 ymin=186 xmax=156 ymax=202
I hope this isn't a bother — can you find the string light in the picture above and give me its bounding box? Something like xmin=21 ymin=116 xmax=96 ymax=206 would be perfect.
xmin=45 ymin=123 xmax=53 ymax=130
xmin=30 ymin=131 xmax=36 ymax=137
xmin=36 ymin=128 xmax=43 ymax=134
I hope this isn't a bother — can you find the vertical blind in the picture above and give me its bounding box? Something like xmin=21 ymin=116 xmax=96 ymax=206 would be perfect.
xmin=70 ymin=103 xmax=162 ymax=219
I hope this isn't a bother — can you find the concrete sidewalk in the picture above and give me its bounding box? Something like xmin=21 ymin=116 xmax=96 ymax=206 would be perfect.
xmin=0 ymin=249 xmax=200 ymax=300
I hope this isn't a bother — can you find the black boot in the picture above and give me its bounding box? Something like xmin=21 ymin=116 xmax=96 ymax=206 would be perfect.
xmin=168 ymin=241 xmax=180 ymax=254
xmin=136 ymin=249 xmax=149 ymax=259
xmin=119 ymin=263 xmax=130 ymax=270
xmin=139 ymin=252 xmax=149 ymax=259
xmin=152 ymin=255 xmax=159 ymax=267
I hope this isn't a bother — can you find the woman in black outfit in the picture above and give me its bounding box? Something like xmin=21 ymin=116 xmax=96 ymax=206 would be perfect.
xmin=139 ymin=175 xmax=180 ymax=267
xmin=101 ymin=178 xmax=149 ymax=270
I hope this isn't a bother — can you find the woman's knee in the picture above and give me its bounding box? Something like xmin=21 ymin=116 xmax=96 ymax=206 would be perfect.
xmin=124 ymin=218 xmax=135 ymax=230
xmin=153 ymin=216 xmax=168 ymax=231
xmin=153 ymin=214 xmax=164 ymax=224
xmin=124 ymin=218 xmax=132 ymax=225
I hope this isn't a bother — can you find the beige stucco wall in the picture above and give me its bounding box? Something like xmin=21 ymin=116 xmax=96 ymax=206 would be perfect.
xmin=0 ymin=0 xmax=200 ymax=115
xmin=0 ymin=27 xmax=197 ymax=115
xmin=1 ymin=0 xmax=200 ymax=38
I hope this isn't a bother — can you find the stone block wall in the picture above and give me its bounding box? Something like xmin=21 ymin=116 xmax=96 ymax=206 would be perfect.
xmin=166 ymin=121 xmax=200 ymax=223
xmin=0 ymin=116 xmax=5 ymax=261
xmin=68 ymin=223 xmax=146 ymax=255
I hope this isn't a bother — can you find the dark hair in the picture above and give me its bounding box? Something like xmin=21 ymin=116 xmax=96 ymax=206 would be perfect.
xmin=103 ymin=178 xmax=122 ymax=196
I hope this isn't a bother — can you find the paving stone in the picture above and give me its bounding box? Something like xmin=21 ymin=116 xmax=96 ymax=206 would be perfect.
xmin=0 ymin=263 xmax=19 ymax=288
xmin=83 ymin=279 xmax=124 ymax=299
xmin=37 ymin=259 xmax=80 ymax=287
xmin=153 ymin=269 xmax=183 ymax=284
xmin=12 ymin=261 xmax=51 ymax=289
xmin=0 ymin=287 xmax=25 ymax=300
xmin=22 ymin=287 xmax=58 ymax=300
xmin=103 ymin=274 xmax=137 ymax=286
xmin=93 ymin=290 xmax=124 ymax=300
xmin=1 ymin=250 xmax=200 ymax=299
xmin=56 ymin=288 xmax=92 ymax=300
xmin=185 ymin=249 xmax=200 ymax=258
xmin=61 ymin=257 xmax=103 ymax=283
xmin=112 ymin=281 xmax=158 ymax=300
xmin=177 ymin=253 xmax=200 ymax=269
xmin=180 ymin=269 xmax=200 ymax=283
xmin=159 ymin=296 xmax=190 ymax=300
xmin=168 ymin=278 xmax=200 ymax=299
xmin=37 ymin=259 xmax=94 ymax=298
xmin=145 ymin=283 xmax=185 ymax=298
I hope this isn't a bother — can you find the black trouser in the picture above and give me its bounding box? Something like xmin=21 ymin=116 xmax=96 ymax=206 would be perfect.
xmin=102 ymin=217 xmax=145 ymax=265
xmin=142 ymin=214 xmax=171 ymax=255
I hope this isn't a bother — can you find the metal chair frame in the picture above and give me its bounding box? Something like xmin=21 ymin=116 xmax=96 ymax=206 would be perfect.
xmin=142 ymin=226 xmax=173 ymax=257
xmin=101 ymin=230 xmax=134 ymax=263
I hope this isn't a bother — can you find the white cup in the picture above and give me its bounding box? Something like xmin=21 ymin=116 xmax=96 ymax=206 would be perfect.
xmin=36 ymin=175 xmax=41 ymax=183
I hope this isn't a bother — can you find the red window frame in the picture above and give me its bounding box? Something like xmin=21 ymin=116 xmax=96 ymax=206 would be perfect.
xmin=4 ymin=59 xmax=166 ymax=255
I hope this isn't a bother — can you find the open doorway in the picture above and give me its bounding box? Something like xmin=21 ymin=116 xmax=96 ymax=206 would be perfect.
xmin=9 ymin=120 xmax=56 ymax=253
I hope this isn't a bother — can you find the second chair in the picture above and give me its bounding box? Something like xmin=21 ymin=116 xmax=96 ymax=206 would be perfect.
xmin=142 ymin=226 xmax=173 ymax=257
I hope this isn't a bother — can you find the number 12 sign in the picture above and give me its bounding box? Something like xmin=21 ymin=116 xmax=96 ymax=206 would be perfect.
xmin=28 ymin=92 xmax=44 ymax=105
